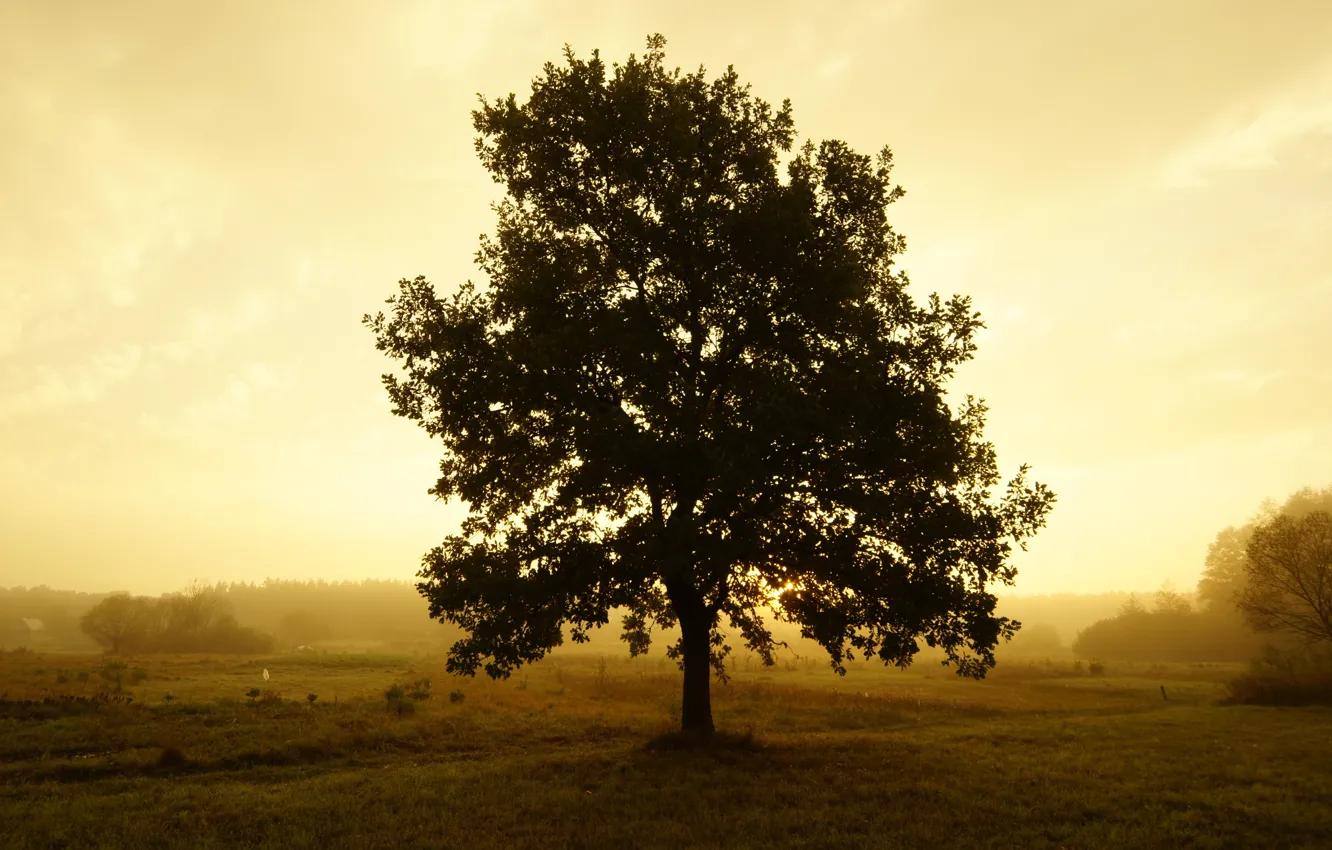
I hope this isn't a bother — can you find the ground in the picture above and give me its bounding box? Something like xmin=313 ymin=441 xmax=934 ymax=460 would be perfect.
xmin=1 ymin=649 xmax=1329 ymax=848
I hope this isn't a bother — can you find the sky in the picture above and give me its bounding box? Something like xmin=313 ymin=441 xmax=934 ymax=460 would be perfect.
xmin=2 ymin=0 xmax=1331 ymax=596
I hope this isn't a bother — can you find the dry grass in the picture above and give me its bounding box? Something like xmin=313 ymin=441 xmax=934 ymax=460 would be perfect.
xmin=1 ymin=649 xmax=1330 ymax=848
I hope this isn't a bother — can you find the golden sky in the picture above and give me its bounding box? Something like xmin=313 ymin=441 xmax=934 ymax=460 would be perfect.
xmin=3 ymin=0 xmax=1331 ymax=596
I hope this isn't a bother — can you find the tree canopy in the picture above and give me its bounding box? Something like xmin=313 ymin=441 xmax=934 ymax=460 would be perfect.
xmin=1239 ymin=511 xmax=1332 ymax=644
xmin=1197 ymin=486 xmax=1332 ymax=613
xmin=366 ymin=35 xmax=1055 ymax=737
xmin=80 ymin=593 xmax=155 ymax=654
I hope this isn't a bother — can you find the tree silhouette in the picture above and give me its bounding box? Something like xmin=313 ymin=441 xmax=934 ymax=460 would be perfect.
xmin=366 ymin=35 xmax=1055 ymax=739
xmin=1197 ymin=486 xmax=1332 ymax=613
xmin=79 ymin=593 xmax=155 ymax=654
xmin=1239 ymin=511 xmax=1332 ymax=643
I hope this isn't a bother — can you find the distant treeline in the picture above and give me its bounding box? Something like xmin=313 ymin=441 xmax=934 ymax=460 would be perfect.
xmin=0 ymin=580 xmax=462 ymax=653
xmin=1067 ymin=487 xmax=1332 ymax=663
xmin=79 ymin=587 xmax=274 ymax=654
xmin=0 ymin=585 xmax=106 ymax=651
xmin=0 ymin=580 xmax=1228 ymax=662
xmin=218 ymin=579 xmax=461 ymax=648
xmin=5 ymin=476 xmax=1325 ymax=666
xmin=1070 ymin=590 xmax=1266 ymax=662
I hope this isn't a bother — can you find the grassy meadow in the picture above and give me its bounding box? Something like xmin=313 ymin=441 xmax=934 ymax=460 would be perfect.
xmin=2 ymin=648 xmax=1330 ymax=849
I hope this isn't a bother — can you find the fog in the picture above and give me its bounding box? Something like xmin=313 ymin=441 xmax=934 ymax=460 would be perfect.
xmin=4 ymin=1 xmax=1332 ymax=597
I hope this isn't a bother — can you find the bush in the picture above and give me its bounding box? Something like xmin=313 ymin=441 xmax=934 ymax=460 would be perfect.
xmin=1224 ymin=648 xmax=1332 ymax=706
xmin=384 ymin=683 xmax=418 ymax=717
xmin=99 ymin=660 xmax=128 ymax=691
xmin=449 ymin=689 xmax=465 ymax=704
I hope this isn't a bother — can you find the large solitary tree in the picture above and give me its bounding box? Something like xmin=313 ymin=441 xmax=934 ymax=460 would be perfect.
xmin=367 ymin=36 xmax=1055 ymax=739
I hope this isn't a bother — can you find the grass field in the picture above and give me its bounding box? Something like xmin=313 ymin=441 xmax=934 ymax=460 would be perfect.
xmin=2 ymin=648 xmax=1330 ymax=849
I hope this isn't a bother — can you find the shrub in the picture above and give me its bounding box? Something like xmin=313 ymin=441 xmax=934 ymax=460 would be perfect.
xmin=1224 ymin=648 xmax=1332 ymax=706
xmin=99 ymin=660 xmax=128 ymax=692
xmin=449 ymin=689 xmax=465 ymax=704
xmin=307 ymin=693 xmax=318 ymax=705
xmin=1088 ymin=660 xmax=1105 ymax=676
xmin=245 ymin=687 xmax=262 ymax=702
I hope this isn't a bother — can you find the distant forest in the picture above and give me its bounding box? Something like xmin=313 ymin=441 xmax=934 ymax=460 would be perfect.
xmin=0 ymin=580 xmax=462 ymax=654
xmin=0 ymin=579 xmax=1259 ymax=663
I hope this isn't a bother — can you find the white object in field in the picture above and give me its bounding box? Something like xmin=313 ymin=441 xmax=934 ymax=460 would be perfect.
xmin=262 ymin=668 xmax=270 ymax=682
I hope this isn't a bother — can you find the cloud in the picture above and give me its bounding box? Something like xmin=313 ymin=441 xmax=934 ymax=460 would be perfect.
xmin=1206 ymin=369 xmax=1288 ymax=392
xmin=0 ymin=290 xmax=281 ymax=420
xmin=0 ymin=344 xmax=143 ymax=417
xmin=1163 ymin=59 xmax=1332 ymax=188
xmin=139 ymin=362 xmax=294 ymax=438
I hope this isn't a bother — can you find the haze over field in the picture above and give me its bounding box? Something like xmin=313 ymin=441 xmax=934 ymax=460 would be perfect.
xmin=3 ymin=0 xmax=1332 ymax=595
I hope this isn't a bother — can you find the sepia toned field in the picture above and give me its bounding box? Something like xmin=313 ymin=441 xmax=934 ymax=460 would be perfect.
xmin=2 ymin=650 xmax=1330 ymax=849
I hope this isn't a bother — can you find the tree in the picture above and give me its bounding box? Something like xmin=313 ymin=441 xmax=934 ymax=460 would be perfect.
xmin=1153 ymin=586 xmax=1192 ymax=616
xmin=1197 ymin=525 xmax=1250 ymax=611
xmin=1118 ymin=593 xmax=1147 ymax=617
xmin=1238 ymin=511 xmax=1332 ymax=643
xmin=366 ymin=36 xmax=1055 ymax=739
xmin=158 ymin=582 xmax=224 ymax=646
xmin=80 ymin=593 xmax=155 ymax=654
xmin=1197 ymin=487 xmax=1332 ymax=613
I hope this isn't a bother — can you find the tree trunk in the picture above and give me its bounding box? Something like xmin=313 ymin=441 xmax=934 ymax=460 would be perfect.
xmin=677 ymin=598 xmax=715 ymax=741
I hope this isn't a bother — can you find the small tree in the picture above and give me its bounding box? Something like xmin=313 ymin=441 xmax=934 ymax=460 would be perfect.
xmin=1238 ymin=511 xmax=1332 ymax=644
xmin=1118 ymin=594 xmax=1147 ymax=617
xmin=80 ymin=594 xmax=155 ymax=654
xmin=367 ymin=36 xmax=1054 ymax=739
xmin=1153 ymin=586 xmax=1192 ymax=616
